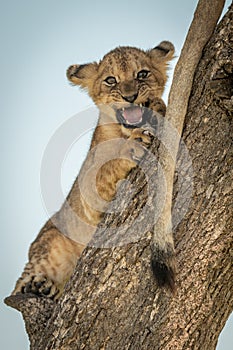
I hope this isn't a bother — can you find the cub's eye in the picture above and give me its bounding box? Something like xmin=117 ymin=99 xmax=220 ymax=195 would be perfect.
xmin=137 ymin=70 xmax=150 ymax=80
xmin=104 ymin=76 xmax=117 ymax=85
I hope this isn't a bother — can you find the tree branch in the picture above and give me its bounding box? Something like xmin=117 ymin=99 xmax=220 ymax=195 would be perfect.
xmin=168 ymin=0 xmax=226 ymax=134
xmin=151 ymin=0 xmax=226 ymax=286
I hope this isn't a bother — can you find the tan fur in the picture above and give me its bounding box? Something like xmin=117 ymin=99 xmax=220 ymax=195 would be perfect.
xmin=12 ymin=41 xmax=174 ymax=299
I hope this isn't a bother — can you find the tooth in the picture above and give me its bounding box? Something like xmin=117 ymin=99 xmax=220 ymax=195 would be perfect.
xmin=122 ymin=107 xmax=125 ymax=111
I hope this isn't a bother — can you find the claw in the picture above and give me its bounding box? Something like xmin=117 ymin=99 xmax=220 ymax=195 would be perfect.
xmin=142 ymin=130 xmax=150 ymax=135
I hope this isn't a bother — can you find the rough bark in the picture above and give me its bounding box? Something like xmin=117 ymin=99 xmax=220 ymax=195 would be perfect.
xmin=5 ymin=2 xmax=233 ymax=349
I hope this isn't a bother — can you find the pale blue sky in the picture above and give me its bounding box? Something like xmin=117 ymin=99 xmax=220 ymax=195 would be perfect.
xmin=1 ymin=1 xmax=232 ymax=349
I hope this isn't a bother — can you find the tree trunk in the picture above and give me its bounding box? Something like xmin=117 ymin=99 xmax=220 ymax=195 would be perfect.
xmin=5 ymin=2 xmax=233 ymax=350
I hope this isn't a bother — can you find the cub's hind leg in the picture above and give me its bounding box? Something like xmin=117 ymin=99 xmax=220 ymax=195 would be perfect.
xmin=12 ymin=227 xmax=85 ymax=299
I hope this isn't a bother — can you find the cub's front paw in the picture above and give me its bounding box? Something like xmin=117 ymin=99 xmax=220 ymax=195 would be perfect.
xmin=130 ymin=128 xmax=154 ymax=148
xmin=120 ymin=130 xmax=153 ymax=163
xmin=148 ymin=97 xmax=166 ymax=117
xmin=22 ymin=275 xmax=60 ymax=300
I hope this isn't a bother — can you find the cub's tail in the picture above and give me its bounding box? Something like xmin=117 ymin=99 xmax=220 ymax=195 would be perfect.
xmin=151 ymin=237 xmax=176 ymax=294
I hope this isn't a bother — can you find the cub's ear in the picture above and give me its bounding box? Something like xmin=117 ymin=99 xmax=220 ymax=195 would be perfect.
xmin=149 ymin=41 xmax=175 ymax=62
xmin=66 ymin=62 xmax=98 ymax=89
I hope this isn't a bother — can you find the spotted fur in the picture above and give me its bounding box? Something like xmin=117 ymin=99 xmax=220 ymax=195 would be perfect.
xmin=11 ymin=41 xmax=175 ymax=299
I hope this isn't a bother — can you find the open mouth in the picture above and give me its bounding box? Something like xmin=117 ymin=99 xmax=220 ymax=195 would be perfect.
xmin=116 ymin=101 xmax=151 ymax=128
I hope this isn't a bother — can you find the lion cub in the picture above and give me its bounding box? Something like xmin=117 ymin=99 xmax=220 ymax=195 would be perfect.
xmin=11 ymin=41 xmax=175 ymax=299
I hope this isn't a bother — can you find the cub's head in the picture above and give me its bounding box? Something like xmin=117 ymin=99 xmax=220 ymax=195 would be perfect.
xmin=67 ymin=41 xmax=174 ymax=127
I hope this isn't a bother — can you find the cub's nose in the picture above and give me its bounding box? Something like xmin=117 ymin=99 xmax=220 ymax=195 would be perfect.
xmin=122 ymin=93 xmax=138 ymax=103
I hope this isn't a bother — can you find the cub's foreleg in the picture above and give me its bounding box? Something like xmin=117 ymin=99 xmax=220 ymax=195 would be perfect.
xmin=12 ymin=225 xmax=84 ymax=299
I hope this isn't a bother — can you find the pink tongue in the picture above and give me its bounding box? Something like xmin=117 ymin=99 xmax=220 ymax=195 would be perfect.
xmin=123 ymin=106 xmax=142 ymax=124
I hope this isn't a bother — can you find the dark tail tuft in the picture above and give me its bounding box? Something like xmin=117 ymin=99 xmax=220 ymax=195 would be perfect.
xmin=151 ymin=244 xmax=176 ymax=295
